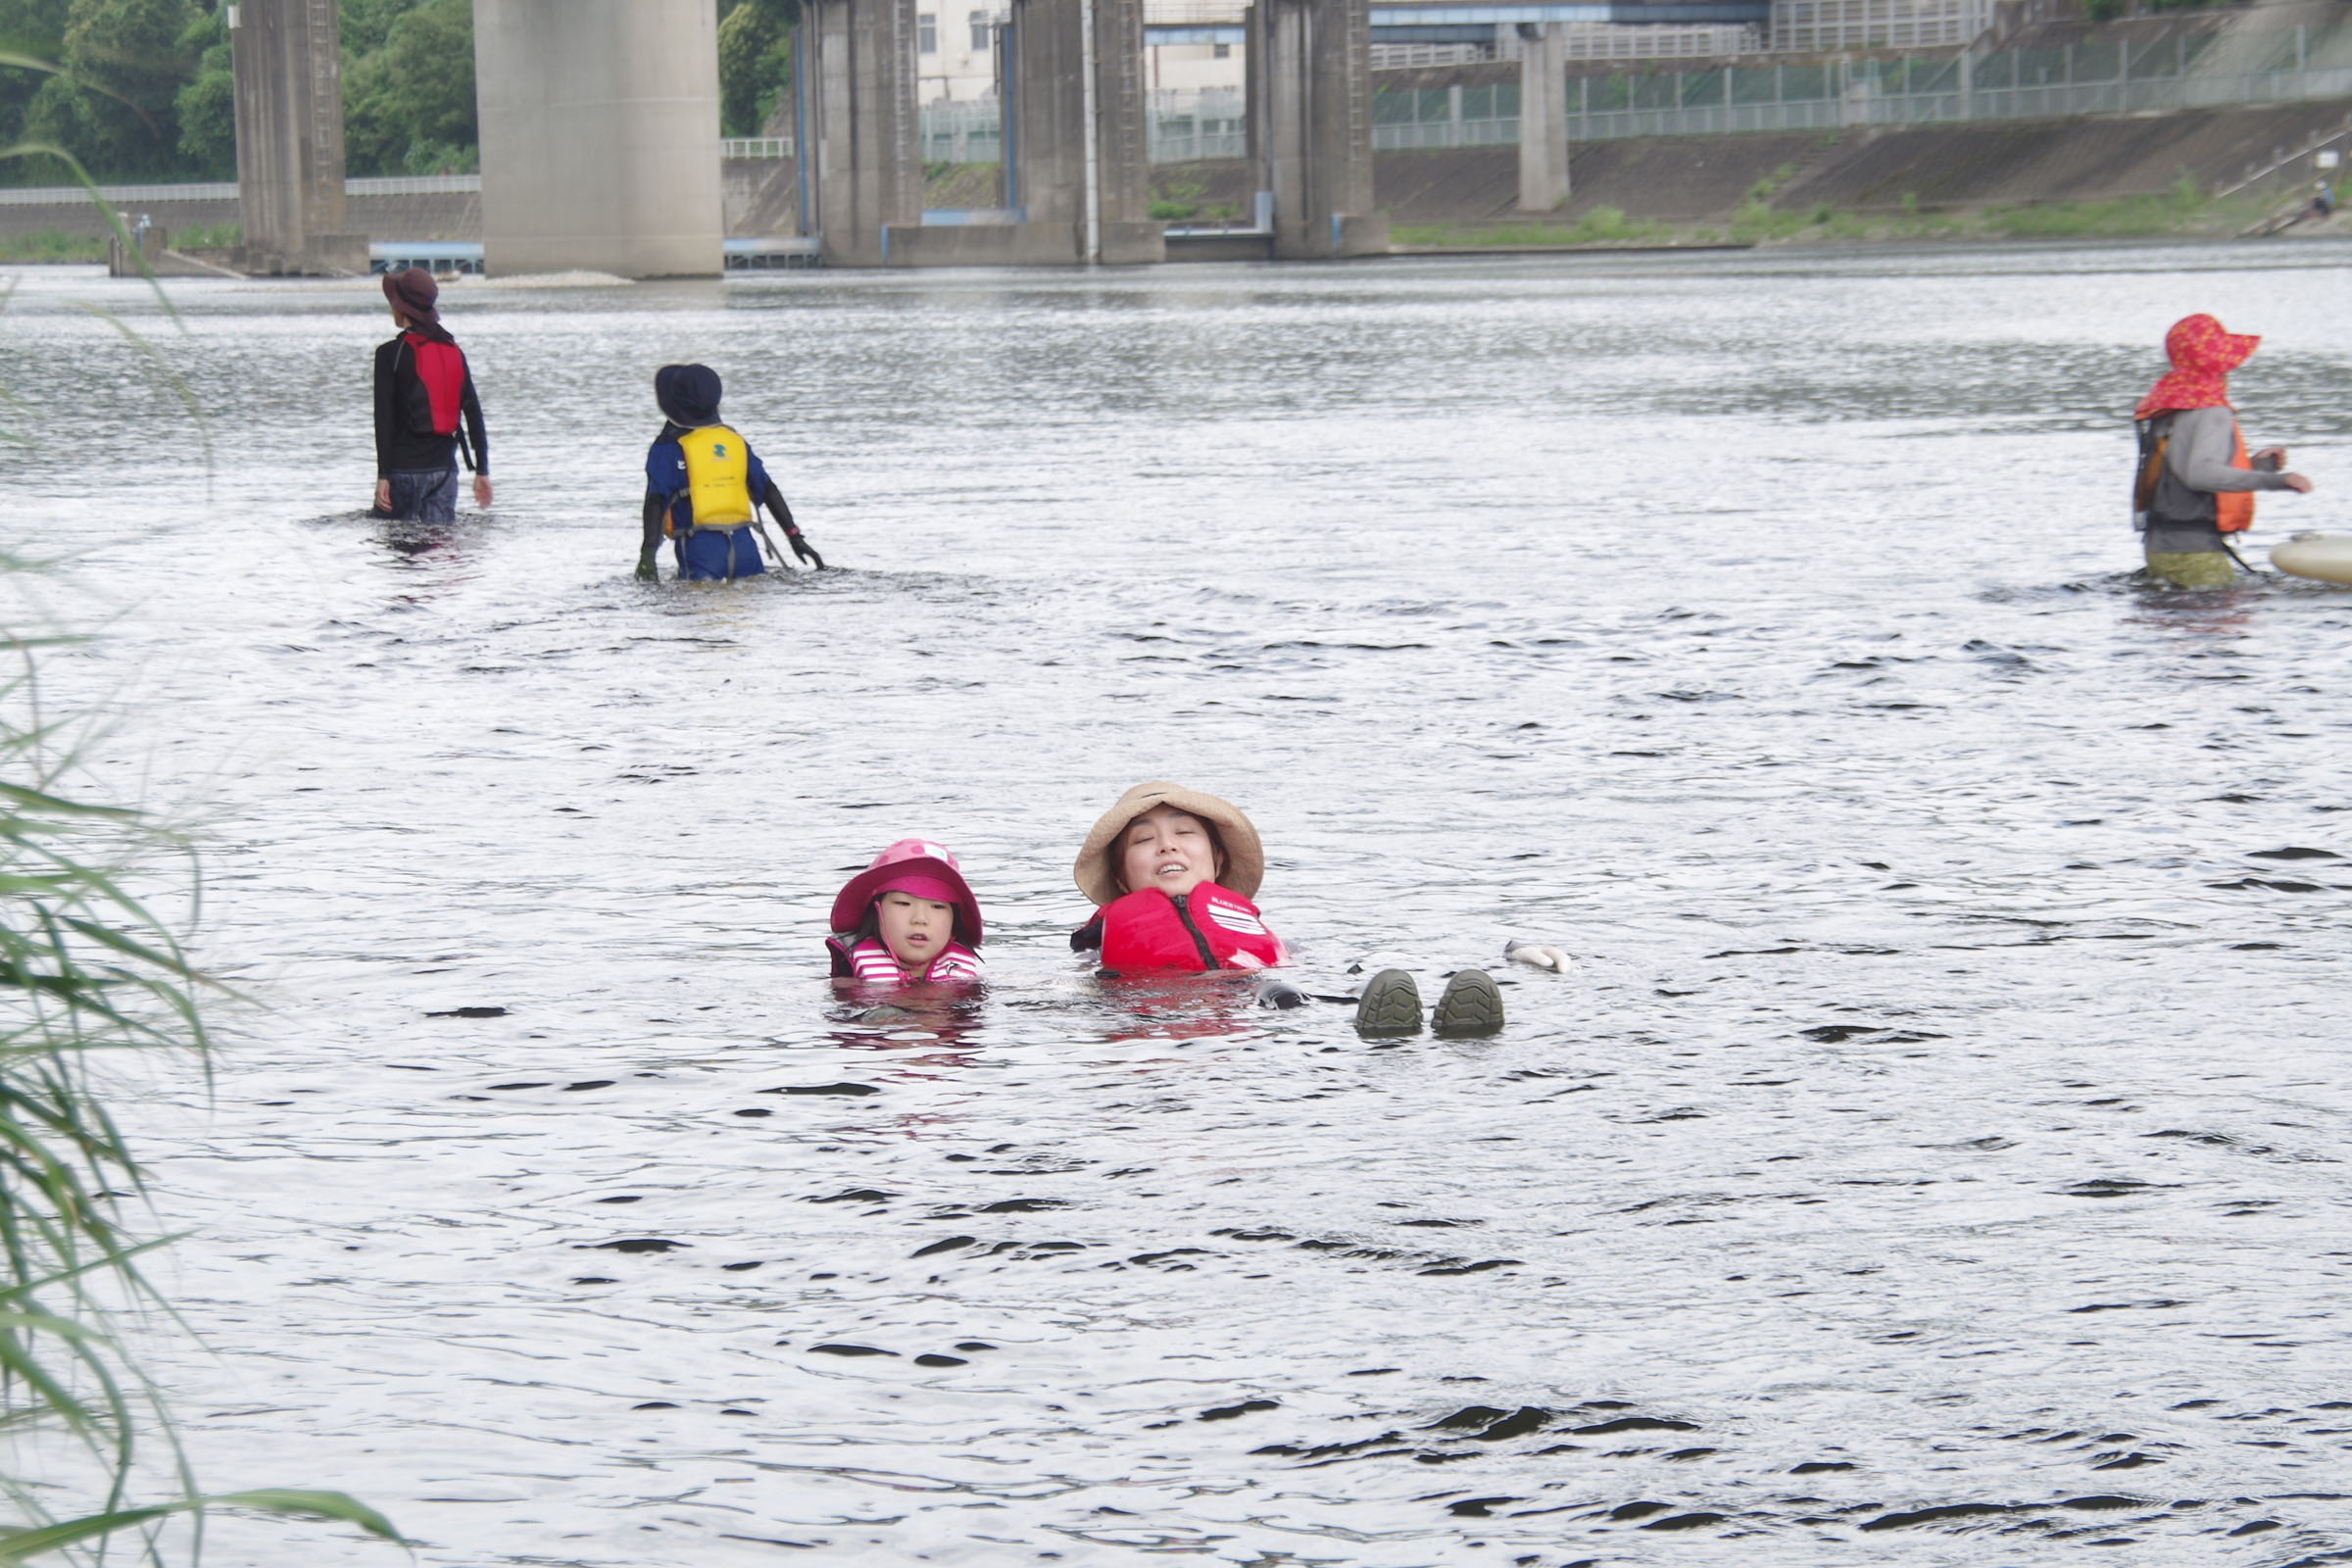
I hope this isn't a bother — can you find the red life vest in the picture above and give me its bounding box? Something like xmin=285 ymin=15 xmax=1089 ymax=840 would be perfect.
xmin=1093 ymin=884 xmax=1284 ymax=973
xmin=401 ymin=331 xmax=466 ymax=437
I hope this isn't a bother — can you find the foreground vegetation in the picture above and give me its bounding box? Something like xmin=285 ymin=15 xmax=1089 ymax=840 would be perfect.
xmin=0 ymin=156 xmax=399 ymax=1557
xmin=0 ymin=590 xmax=402 ymax=1558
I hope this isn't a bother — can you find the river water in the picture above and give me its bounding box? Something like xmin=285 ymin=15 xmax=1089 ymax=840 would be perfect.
xmin=19 ymin=240 xmax=2352 ymax=1565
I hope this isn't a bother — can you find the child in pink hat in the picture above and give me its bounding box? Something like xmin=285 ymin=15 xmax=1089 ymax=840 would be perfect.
xmin=827 ymin=840 xmax=985 ymax=985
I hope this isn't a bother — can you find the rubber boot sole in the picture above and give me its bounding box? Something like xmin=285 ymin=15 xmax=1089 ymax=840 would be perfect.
xmin=1432 ymin=968 xmax=1504 ymax=1037
xmin=1354 ymin=968 xmax=1424 ymax=1037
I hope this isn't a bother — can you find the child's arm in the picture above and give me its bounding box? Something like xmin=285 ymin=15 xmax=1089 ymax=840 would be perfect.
xmin=638 ymin=493 xmax=666 ymax=580
xmin=2173 ymin=410 xmax=2296 ymax=493
xmin=747 ymin=449 xmax=824 ymax=567
xmin=640 ymin=439 xmax=684 ymax=580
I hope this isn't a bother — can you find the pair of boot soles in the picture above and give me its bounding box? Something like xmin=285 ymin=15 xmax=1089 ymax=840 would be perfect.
xmin=1355 ymin=967 xmax=1502 ymax=1038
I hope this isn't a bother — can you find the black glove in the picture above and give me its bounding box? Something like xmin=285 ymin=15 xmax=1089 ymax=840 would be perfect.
xmin=786 ymin=528 xmax=825 ymax=569
xmin=1256 ymin=978 xmax=1311 ymax=1010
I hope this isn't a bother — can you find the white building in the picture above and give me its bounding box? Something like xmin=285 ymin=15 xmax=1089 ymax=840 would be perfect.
xmin=915 ymin=6 xmax=1004 ymax=101
xmin=911 ymin=0 xmax=1249 ymax=102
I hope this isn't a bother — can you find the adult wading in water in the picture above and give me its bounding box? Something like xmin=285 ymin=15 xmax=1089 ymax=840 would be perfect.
xmin=372 ymin=269 xmax=491 ymax=521
xmin=2132 ymin=314 xmax=2311 ymax=589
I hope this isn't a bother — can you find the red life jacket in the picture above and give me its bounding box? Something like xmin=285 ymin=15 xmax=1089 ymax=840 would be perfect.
xmin=401 ymin=331 xmax=466 ymax=437
xmin=1091 ymin=884 xmax=1284 ymax=973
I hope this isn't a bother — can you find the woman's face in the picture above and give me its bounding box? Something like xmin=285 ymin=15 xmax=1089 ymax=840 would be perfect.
xmin=1117 ymin=805 xmax=1224 ymax=900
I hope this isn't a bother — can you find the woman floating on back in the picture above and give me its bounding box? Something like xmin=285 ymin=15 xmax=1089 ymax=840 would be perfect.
xmin=1069 ymin=782 xmax=1284 ymax=972
xmin=2132 ymin=314 xmax=2312 ymax=590
xmin=1069 ymin=781 xmax=1503 ymax=1037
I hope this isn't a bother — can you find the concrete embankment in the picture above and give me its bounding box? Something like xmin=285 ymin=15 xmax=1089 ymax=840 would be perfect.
xmin=1378 ymin=98 xmax=2352 ymax=227
xmin=1145 ymin=100 xmax=2349 ymax=242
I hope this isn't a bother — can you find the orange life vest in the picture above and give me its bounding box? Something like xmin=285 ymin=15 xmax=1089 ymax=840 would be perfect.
xmin=2135 ymin=414 xmax=2254 ymax=534
xmin=2216 ymin=423 xmax=2254 ymax=533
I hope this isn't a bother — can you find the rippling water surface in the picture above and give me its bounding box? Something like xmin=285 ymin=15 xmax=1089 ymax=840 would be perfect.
xmin=22 ymin=241 xmax=2352 ymax=1565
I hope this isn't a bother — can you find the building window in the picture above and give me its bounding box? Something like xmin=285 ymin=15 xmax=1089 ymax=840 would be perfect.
xmin=1213 ymin=40 xmax=1231 ymax=57
xmin=918 ymin=12 xmax=938 ymax=52
xmin=971 ymin=11 xmax=991 ymax=50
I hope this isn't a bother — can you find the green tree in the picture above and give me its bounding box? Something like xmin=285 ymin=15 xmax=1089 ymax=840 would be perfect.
xmin=339 ymin=0 xmax=417 ymax=56
xmin=0 ymin=0 xmax=70 ymax=155
xmin=171 ymin=2 xmax=227 ymax=174
xmin=21 ymin=0 xmax=197 ymax=179
xmin=717 ymin=0 xmax=793 ymax=136
xmin=342 ymin=0 xmax=472 ymax=173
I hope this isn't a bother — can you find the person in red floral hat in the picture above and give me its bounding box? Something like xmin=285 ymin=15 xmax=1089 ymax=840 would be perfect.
xmin=2132 ymin=313 xmax=2311 ymax=589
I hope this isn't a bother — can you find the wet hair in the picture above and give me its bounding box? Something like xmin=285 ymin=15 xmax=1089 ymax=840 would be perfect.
xmin=1108 ymin=808 xmax=1227 ymax=896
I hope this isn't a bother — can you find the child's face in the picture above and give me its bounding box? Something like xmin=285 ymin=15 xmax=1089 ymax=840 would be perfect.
xmin=1117 ymin=805 xmax=1224 ymax=900
xmin=876 ymin=891 xmax=956 ymax=968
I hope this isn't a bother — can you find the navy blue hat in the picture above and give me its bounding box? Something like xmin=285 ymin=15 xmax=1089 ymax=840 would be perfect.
xmin=655 ymin=364 xmax=722 ymax=427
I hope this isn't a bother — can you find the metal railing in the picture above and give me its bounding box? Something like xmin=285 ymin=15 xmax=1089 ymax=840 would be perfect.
xmin=721 ymin=136 xmax=795 ymax=159
xmin=917 ymin=101 xmax=1005 ymax=164
xmin=1371 ymin=23 xmax=2352 ymax=146
xmin=0 ymin=180 xmax=236 ymax=205
xmin=347 ymin=173 xmax=480 ymax=195
xmin=0 ymin=173 xmax=481 ymax=205
xmin=1144 ymin=88 xmax=1249 ymax=161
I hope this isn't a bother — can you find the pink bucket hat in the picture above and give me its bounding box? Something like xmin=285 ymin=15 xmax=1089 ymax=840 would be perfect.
xmin=829 ymin=839 xmax=983 ymax=946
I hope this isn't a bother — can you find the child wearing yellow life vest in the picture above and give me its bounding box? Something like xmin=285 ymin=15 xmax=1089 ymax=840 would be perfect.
xmin=639 ymin=364 xmax=824 ymax=581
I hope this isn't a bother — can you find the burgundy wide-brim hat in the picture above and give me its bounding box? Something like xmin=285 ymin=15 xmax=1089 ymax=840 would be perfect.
xmin=829 ymin=839 xmax=983 ymax=946
xmin=381 ymin=267 xmax=440 ymax=324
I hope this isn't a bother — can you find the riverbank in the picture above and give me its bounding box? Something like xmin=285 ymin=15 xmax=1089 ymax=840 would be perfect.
xmin=1362 ymin=96 xmax=2350 ymax=250
xmin=1388 ymin=178 xmax=2305 ymax=251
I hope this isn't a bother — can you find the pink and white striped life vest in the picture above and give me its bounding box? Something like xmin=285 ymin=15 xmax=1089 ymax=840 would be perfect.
xmin=829 ymin=935 xmax=983 ymax=985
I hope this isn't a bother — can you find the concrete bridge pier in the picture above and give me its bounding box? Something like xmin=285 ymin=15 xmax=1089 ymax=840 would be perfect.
xmin=228 ymin=0 xmax=368 ymax=275
xmin=1517 ymin=22 xmax=1570 ymax=212
xmin=1249 ymin=0 xmax=1387 ymax=260
xmin=797 ymin=0 xmax=922 ymax=265
xmin=474 ymin=0 xmax=725 ymax=277
xmin=1002 ymin=0 xmax=1162 ymax=264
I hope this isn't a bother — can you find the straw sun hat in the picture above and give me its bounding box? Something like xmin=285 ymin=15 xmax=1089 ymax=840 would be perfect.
xmin=1072 ymin=782 xmax=1264 ymax=906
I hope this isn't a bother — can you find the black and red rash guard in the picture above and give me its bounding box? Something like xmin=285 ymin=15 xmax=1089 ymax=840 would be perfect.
xmin=373 ymin=335 xmax=490 ymax=477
